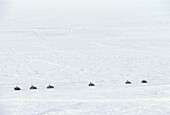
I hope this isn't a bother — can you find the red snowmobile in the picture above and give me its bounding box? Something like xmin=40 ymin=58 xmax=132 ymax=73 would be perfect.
xmin=30 ymin=85 xmax=37 ymax=89
xmin=141 ymin=80 xmax=147 ymax=83
xmin=14 ymin=86 xmax=21 ymax=90
xmin=125 ymin=80 xmax=131 ymax=84
xmin=47 ymin=84 xmax=54 ymax=89
xmin=89 ymin=82 xmax=95 ymax=86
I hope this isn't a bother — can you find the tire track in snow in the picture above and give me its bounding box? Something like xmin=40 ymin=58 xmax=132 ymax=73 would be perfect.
xmin=9 ymin=48 xmax=112 ymax=84
xmin=0 ymin=97 xmax=170 ymax=102
xmin=8 ymin=48 xmax=170 ymax=85
xmin=10 ymin=47 xmax=103 ymax=75
xmin=10 ymin=48 xmax=100 ymax=81
xmin=30 ymin=30 xmax=50 ymax=42
xmin=91 ymin=42 xmax=170 ymax=58
xmin=90 ymin=42 xmax=112 ymax=48
xmin=10 ymin=48 xmax=81 ymax=72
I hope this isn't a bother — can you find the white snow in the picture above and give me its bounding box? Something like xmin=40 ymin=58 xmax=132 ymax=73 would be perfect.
xmin=0 ymin=0 xmax=170 ymax=114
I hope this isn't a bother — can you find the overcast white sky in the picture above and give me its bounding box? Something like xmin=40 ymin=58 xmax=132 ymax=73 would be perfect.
xmin=0 ymin=0 xmax=169 ymax=29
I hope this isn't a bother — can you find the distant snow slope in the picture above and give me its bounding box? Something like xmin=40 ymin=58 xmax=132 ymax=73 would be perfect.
xmin=0 ymin=0 xmax=170 ymax=114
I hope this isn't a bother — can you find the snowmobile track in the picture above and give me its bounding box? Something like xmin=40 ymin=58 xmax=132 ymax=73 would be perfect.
xmin=0 ymin=97 xmax=170 ymax=102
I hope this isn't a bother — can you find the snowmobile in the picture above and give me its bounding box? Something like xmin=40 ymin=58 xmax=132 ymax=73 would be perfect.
xmin=14 ymin=86 xmax=21 ymax=90
xmin=125 ymin=80 xmax=131 ymax=84
xmin=141 ymin=80 xmax=147 ymax=83
xmin=47 ymin=84 xmax=54 ymax=89
xmin=30 ymin=85 xmax=37 ymax=89
xmin=89 ymin=82 xmax=95 ymax=86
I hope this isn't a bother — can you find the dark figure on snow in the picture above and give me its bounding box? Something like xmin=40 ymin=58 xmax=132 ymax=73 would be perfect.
xmin=14 ymin=86 xmax=21 ymax=90
xmin=125 ymin=80 xmax=131 ymax=84
xmin=47 ymin=84 xmax=54 ymax=89
xmin=30 ymin=85 xmax=37 ymax=89
xmin=141 ymin=80 xmax=147 ymax=83
xmin=89 ymin=82 xmax=95 ymax=86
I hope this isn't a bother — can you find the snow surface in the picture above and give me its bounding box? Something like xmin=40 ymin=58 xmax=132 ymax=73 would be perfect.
xmin=0 ymin=0 xmax=170 ymax=114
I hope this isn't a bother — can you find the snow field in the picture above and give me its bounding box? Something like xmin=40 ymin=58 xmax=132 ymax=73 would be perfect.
xmin=0 ymin=0 xmax=170 ymax=114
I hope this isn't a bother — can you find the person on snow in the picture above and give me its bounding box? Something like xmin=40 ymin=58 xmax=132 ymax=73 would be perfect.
xmin=47 ymin=84 xmax=54 ymax=89
xmin=14 ymin=86 xmax=21 ymax=90
xmin=141 ymin=80 xmax=147 ymax=83
xmin=30 ymin=85 xmax=37 ymax=89
xmin=125 ymin=80 xmax=131 ymax=84
xmin=89 ymin=82 xmax=95 ymax=86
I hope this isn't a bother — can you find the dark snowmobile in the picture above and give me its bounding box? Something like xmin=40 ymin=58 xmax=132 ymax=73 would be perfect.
xmin=14 ymin=86 xmax=21 ymax=90
xmin=30 ymin=85 xmax=37 ymax=89
xmin=125 ymin=80 xmax=131 ymax=84
xmin=89 ymin=82 xmax=95 ymax=86
xmin=141 ymin=80 xmax=147 ymax=83
xmin=47 ymin=84 xmax=54 ymax=89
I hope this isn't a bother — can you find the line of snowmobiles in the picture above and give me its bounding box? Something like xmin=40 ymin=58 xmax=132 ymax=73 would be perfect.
xmin=14 ymin=84 xmax=54 ymax=90
xmin=14 ymin=80 xmax=147 ymax=90
xmin=125 ymin=80 xmax=148 ymax=84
